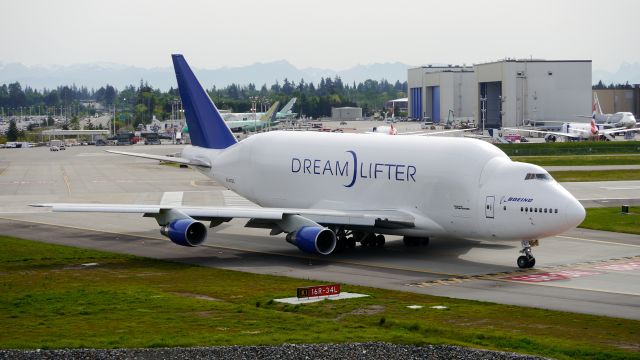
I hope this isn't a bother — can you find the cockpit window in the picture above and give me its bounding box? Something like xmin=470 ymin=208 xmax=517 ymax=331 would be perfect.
xmin=525 ymin=173 xmax=551 ymax=181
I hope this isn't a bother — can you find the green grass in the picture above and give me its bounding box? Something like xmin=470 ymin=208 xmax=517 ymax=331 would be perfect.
xmin=512 ymin=154 xmax=640 ymax=167
xmin=549 ymin=169 xmax=640 ymax=182
xmin=498 ymin=141 xmax=640 ymax=156
xmin=0 ymin=236 xmax=639 ymax=359
xmin=579 ymin=207 xmax=640 ymax=235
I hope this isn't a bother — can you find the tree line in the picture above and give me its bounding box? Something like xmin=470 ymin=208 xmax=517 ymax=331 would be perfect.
xmin=1 ymin=77 xmax=408 ymax=124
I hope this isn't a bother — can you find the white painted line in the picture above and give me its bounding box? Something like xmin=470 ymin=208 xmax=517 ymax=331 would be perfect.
xmin=556 ymin=235 xmax=640 ymax=248
xmin=223 ymin=190 xmax=258 ymax=208
xmin=160 ymin=192 xmax=184 ymax=206
xmin=498 ymin=278 xmax=640 ymax=297
xmin=600 ymin=186 xmax=640 ymax=190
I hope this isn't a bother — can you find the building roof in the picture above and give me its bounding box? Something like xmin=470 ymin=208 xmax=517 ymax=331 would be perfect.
xmin=476 ymin=58 xmax=592 ymax=66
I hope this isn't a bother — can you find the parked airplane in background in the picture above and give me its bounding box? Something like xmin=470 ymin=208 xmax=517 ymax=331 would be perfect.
xmin=584 ymin=93 xmax=638 ymax=129
xmin=369 ymin=124 xmax=477 ymax=137
xmin=33 ymin=54 xmax=586 ymax=269
xmin=504 ymin=118 xmax=639 ymax=142
xmin=276 ymin=97 xmax=297 ymax=120
xmin=225 ymin=101 xmax=280 ymax=132
xmin=224 ymin=97 xmax=296 ymax=122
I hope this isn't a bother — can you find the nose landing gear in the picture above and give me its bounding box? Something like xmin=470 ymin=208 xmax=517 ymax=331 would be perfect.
xmin=517 ymin=239 xmax=537 ymax=268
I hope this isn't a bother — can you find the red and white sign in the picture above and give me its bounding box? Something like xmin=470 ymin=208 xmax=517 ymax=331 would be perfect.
xmin=505 ymin=270 xmax=601 ymax=283
xmin=297 ymin=284 xmax=341 ymax=298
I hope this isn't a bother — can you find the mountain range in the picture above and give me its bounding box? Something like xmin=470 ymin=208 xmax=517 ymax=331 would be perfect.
xmin=0 ymin=61 xmax=412 ymax=91
xmin=0 ymin=60 xmax=638 ymax=90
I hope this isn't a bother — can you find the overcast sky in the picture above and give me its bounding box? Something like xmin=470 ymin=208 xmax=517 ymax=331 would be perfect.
xmin=1 ymin=0 xmax=637 ymax=71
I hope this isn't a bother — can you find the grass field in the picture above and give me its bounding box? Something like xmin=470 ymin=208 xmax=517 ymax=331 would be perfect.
xmin=512 ymin=154 xmax=640 ymax=167
xmin=0 ymin=236 xmax=639 ymax=359
xmin=549 ymin=169 xmax=640 ymax=182
xmin=498 ymin=141 xmax=640 ymax=156
xmin=580 ymin=207 xmax=640 ymax=235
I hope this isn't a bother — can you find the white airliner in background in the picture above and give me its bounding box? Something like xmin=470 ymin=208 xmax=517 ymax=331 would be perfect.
xmin=584 ymin=93 xmax=638 ymax=129
xmin=369 ymin=124 xmax=477 ymax=137
xmin=504 ymin=118 xmax=639 ymax=142
xmin=33 ymin=54 xmax=586 ymax=269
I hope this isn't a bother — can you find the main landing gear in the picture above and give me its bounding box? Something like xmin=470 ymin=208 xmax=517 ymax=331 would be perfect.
xmin=517 ymin=239 xmax=537 ymax=268
xmin=332 ymin=229 xmax=386 ymax=252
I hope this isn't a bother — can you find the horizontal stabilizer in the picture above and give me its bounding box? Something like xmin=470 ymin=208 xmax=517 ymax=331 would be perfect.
xmin=105 ymin=150 xmax=211 ymax=168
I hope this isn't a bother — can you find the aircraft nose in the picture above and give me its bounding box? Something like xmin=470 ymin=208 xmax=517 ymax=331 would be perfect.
xmin=564 ymin=198 xmax=586 ymax=228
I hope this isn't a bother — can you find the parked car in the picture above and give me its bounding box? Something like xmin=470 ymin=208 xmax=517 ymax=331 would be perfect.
xmin=49 ymin=146 xmax=59 ymax=151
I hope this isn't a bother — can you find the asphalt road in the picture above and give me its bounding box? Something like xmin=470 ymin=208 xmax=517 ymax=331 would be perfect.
xmin=0 ymin=144 xmax=639 ymax=320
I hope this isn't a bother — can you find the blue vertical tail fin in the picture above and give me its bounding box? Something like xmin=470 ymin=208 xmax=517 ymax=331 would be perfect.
xmin=172 ymin=54 xmax=237 ymax=149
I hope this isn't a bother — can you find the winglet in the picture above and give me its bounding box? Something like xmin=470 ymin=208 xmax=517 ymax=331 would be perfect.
xmin=172 ymin=54 xmax=237 ymax=149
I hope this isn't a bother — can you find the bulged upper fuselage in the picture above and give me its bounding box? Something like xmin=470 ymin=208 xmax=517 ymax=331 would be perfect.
xmin=182 ymin=131 xmax=585 ymax=242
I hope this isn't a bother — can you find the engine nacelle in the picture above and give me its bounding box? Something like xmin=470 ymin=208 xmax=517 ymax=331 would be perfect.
xmin=286 ymin=226 xmax=336 ymax=255
xmin=544 ymin=134 xmax=557 ymax=142
xmin=160 ymin=218 xmax=207 ymax=247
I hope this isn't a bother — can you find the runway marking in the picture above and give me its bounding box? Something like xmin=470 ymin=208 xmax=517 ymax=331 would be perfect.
xmin=0 ymin=216 xmax=462 ymax=278
xmin=594 ymin=261 xmax=640 ymax=271
xmin=408 ymin=256 xmax=640 ymax=289
xmin=76 ymin=153 xmax=112 ymax=157
xmin=504 ymin=270 xmax=601 ymax=283
xmin=495 ymin=278 xmax=640 ymax=297
xmin=223 ymin=190 xmax=258 ymax=208
xmin=600 ymin=186 xmax=640 ymax=190
xmin=556 ymin=235 xmax=640 ymax=248
xmin=160 ymin=192 xmax=184 ymax=206
xmin=61 ymin=167 xmax=71 ymax=195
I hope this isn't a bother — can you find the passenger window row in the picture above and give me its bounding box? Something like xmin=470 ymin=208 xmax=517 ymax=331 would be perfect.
xmin=519 ymin=207 xmax=558 ymax=214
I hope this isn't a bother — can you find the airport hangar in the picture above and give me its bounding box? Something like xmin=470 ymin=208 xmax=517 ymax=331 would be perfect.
xmin=407 ymin=59 xmax=592 ymax=129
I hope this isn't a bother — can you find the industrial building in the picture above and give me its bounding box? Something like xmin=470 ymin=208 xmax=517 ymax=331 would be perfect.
xmin=593 ymin=86 xmax=640 ymax=115
xmin=407 ymin=65 xmax=474 ymax=123
xmin=408 ymin=59 xmax=593 ymax=129
xmin=331 ymin=107 xmax=362 ymax=121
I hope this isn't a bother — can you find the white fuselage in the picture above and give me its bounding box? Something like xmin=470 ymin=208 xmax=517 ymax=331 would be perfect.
xmin=595 ymin=112 xmax=637 ymax=128
xmin=560 ymin=122 xmax=597 ymax=138
xmin=182 ymin=131 xmax=584 ymax=242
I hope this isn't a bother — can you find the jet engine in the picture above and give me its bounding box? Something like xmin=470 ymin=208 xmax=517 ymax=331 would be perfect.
xmin=160 ymin=218 xmax=207 ymax=247
xmin=544 ymin=134 xmax=557 ymax=142
xmin=286 ymin=226 xmax=336 ymax=255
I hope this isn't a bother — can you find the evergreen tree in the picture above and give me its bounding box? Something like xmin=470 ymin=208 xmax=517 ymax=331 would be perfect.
xmin=6 ymin=120 xmax=19 ymax=141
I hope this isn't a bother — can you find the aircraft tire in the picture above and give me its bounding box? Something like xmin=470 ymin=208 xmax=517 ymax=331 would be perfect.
xmin=375 ymin=235 xmax=385 ymax=247
xmin=517 ymin=255 xmax=536 ymax=269
xmin=527 ymin=257 xmax=536 ymax=268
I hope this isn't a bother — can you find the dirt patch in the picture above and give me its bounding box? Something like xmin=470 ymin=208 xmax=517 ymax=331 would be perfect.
xmin=608 ymin=342 xmax=640 ymax=351
xmin=169 ymin=292 xmax=221 ymax=301
xmin=336 ymin=305 xmax=385 ymax=320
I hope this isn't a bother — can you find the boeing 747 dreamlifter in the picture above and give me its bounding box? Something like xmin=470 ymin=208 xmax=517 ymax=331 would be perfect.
xmin=33 ymin=55 xmax=586 ymax=269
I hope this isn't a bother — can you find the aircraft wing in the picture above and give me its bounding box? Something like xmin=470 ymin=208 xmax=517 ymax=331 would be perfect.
xmin=601 ymin=127 xmax=640 ymax=135
xmin=105 ymin=150 xmax=212 ymax=168
xmin=501 ymin=127 xmax=582 ymax=139
xmin=30 ymin=203 xmax=417 ymax=229
xmin=418 ymin=128 xmax=477 ymax=136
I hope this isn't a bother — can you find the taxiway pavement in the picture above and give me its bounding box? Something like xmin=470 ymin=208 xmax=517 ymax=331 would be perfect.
xmin=0 ymin=145 xmax=639 ymax=319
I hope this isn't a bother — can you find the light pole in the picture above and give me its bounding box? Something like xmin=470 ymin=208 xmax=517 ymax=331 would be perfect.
xmin=122 ymin=98 xmax=126 ymax=131
xmin=250 ymin=96 xmax=259 ymax=133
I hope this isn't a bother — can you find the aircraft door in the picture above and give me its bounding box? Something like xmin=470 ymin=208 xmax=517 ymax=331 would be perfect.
xmin=485 ymin=196 xmax=495 ymax=219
